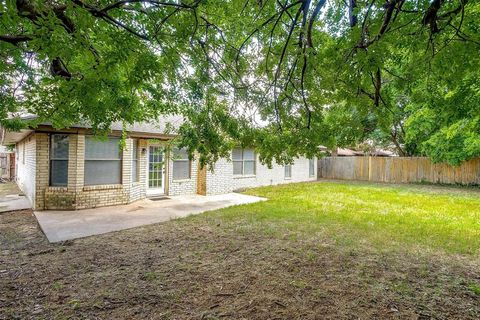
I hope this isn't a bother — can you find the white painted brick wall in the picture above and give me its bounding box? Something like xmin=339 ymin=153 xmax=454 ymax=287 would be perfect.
xmin=205 ymin=152 xmax=317 ymax=195
xmin=16 ymin=134 xmax=36 ymax=206
xmin=206 ymin=158 xmax=235 ymax=195
xmin=23 ymin=132 xmax=317 ymax=209
xmin=167 ymin=150 xmax=198 ymax=196
xmin=130 ymin=138 xmax=147 ymax=202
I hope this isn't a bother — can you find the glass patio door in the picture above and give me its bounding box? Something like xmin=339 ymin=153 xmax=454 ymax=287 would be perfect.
xmin=147 ymin=146 xmax=165 ymax=195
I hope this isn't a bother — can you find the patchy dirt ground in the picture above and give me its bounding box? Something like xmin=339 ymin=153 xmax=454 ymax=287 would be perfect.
xmin=1 ymin=209 xmax=479 ymax=319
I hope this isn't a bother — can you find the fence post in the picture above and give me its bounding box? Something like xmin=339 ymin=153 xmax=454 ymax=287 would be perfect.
xmin=318 ymin=156 xmax=480 ymax=185
xmin=368 ymin=156 xmax=372 ymax=181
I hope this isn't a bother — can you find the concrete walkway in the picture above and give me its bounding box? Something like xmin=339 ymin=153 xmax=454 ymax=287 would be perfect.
xmin=0 ymin=182 xmax=31 ymax=213
xmin=34 ymin=193 xmax=266 ymax=243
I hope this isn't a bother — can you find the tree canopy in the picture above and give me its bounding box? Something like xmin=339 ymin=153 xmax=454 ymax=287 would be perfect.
xmin=1 ymin=0 xmax=479 ymax=165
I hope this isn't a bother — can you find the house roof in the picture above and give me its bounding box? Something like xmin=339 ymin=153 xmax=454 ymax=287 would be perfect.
xmin=371 ymin=149 xmax=396 ymax=157
xmin=0 ymin=115 xmax=184 ymax=145
xmin=336 ymin=148 xmax=361 ymax=156
xmin=332 ymin=147 xmax=396 ymax=157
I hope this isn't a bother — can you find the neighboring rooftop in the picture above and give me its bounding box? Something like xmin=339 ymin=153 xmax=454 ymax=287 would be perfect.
xmin=321 ymin=146 xmax=396 ymax=157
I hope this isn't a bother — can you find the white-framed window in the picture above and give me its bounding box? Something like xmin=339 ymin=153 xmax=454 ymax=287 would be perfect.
xmin=131 ymin=139 xmax=139 ymax=183
xmin=309 ymin=158 xmax=315 ymax=177
xmin=284 ymin=164 xmax=292 ymax=179
xmin=84 ymin=136 xmax=122 ymax=185
xmin=172 ymin=148 xmax=191 ymax=180
xmin=232 ymin=148 xmax=255 ymax=176
xmin=50 ymin=134 xmax=69 ymax=186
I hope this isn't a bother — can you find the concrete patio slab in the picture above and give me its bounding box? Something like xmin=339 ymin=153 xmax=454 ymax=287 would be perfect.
xmin=34 ymin=193 xmax=266 ymax=243
xmin=0 ymin=182 xmax=31 ymax=213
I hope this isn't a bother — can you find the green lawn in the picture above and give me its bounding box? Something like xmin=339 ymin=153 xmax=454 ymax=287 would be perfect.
xmin=3 ymin=182 xmax=480 ymax=318
xmin=197 ymin=181 xmax=480 ymax=255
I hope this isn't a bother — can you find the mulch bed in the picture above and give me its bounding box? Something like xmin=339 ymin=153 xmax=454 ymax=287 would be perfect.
xmin=1 ymin=210 xmax=479 ymax=319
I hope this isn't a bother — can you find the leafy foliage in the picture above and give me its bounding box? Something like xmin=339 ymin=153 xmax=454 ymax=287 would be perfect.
xmin=1 ymin=0 xmax=479 ymax=165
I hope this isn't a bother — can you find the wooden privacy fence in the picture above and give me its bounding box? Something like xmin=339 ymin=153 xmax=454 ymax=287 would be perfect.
xmin=317 ymin=156 xmax=480 ymax=185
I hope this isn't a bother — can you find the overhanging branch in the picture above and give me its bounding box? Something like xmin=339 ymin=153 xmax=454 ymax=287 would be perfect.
xmin=0 ymin=35 xmax=32 ymax=45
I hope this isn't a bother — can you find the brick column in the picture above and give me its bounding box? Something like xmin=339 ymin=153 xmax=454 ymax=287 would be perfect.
xmin=76 ymin=134 xmax=85 ymax=189
xmin=66 ymin=134 xmax=85 ymax=207
xmin=35 ymin=133 xmax=49 ymax=210
xmin=67 ymin=134 xmax=78 ymax=192
xmin=72 ymin=134 xmax=86 ymax=208
xmin=68 ymin=134 xmax=86 ymax=191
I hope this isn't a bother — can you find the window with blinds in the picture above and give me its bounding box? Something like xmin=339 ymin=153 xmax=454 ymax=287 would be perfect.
xmin=284 ymin=164 xmax=292 ymax=179
xmin=132 ymin=139 xmax=139 ymax=183
xmin=50 ymin=134 xmax=69 ymax=186
xmin=232 ymin=148 xmax=256 ymax=176
xmin=172 ymin=148 xmax=190 ymax=180
xmin=84 ymin=136 xmax=122 ymax=185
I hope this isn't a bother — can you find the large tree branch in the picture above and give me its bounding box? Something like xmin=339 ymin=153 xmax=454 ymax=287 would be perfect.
xmin=391 ymin=127 xmax=406 ymax=156
xmin=236 ymin=0 xmax=303 ymax=63
xmin=349 ymin=0 xmax=357 ymax=27
xmin=70 ymin=0 xmax=150 ymax=40
xmin=0 ymin=35 xmax=32 ymax=45
xmin=422 ymin=0 xmax=444 ymax=33
xmin=15 ymin=1 xmax=74 ymax=79
xmin=306 ymin=0 xmax=326 ymax=47
xmin=355 ymin=0 xmax=402 ymax=50
xmin=373 ymin=68 xmax=381 ymax=107
xmin=99 ymin=0 xmax=196 ymax=13
xmin=298 ymin=0 xmax=311 ymax=47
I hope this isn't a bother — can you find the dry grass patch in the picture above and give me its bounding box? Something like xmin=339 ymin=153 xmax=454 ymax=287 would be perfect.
xmin=1 ymin=181 xmax=480 ymax=319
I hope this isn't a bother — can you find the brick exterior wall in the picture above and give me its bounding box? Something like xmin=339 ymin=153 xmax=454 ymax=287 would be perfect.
xmin=35 ymin=133 xmax=49 ymax=210
xmin=26 ymin=133 xmax=148 ymax=210
xmin=206 ymin=158 xmax=235 ymax=195
xmin=167 ymin=150 xmax=198 ymax=196
xmin=130 ymin=138 xmax=147 ymax=202
xmin=18 ymin=131 xmax=317 ymax=210
xmin=16 ymin=134 xmax=36 ymax=206
xmin=205 ymin=153 xmax=317 ymax=195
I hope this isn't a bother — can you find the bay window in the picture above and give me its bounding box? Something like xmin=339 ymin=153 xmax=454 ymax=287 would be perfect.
xmin=132 ymin=139 xmax=139 ymax=183
xmin=50 ymin=134 xmax=69 ymax=186
xmin=85 ymin=137 xmax=122 ymax=185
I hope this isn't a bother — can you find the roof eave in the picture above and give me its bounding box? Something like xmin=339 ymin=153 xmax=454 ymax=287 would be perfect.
xmin=1 ymin=128 xmax=34 ymax=145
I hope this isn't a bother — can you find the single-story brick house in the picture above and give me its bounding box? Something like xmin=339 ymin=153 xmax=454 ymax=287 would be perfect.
xmin=0 ymin=116 xmax=317 ymax=210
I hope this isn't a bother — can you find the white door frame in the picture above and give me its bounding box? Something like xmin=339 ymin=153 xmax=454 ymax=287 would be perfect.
xmin=146 ymin=144 xmax=166 ymax=196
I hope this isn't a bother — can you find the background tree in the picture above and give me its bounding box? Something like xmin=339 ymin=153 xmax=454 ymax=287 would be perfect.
xmin=1 ymin=0 xmax=478 ymax=165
